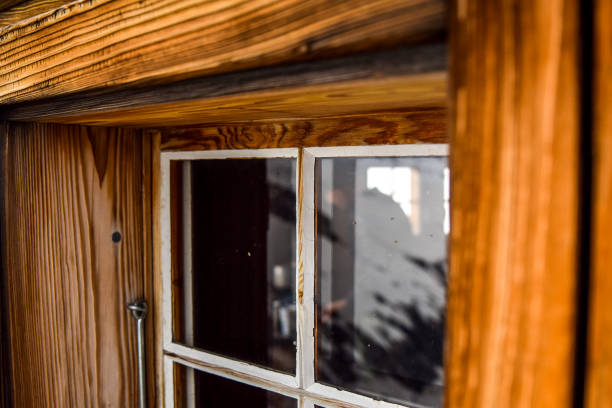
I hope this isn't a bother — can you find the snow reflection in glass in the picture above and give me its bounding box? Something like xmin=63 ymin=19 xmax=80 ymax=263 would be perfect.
xmin=315 ymin=156 xmax=447 ymax=407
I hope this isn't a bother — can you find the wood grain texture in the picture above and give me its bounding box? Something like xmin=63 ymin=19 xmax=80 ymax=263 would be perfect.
xmin=0 ymin=0 xmax=445 ymax=104
xmin=0 ymin=0 xmax=72 ymax=28
xmin=446 ymin=0 xmax=579 ymax=407
xmin=586 ymin=0 xmax=612 ymax=406
xmin=140 ymin=131 xmax=156 ymax=407
xmin=1 ymin=43 xmax=446 ymax=125
xmin=160 ymin=110 xmax=447 ymax=151
xmin=169 ymin=161 xmax=184 ymax=346
xmin=150 ymin=129 xmax=164 ymax=407
xmin=12 ymin=73 xmax=446 ymax=127
xmin=2 ymin=122 xmax=151 ymax=406
xmin=0 ymin=0 xmax=23 ymax=12
xmin=0 ymin=123 xmax=11 ymax=408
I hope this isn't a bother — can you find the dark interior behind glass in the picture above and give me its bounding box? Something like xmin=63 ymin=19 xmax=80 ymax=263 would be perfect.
xmin=171 ymin=158 xmax=297 ymax=374
xmin=174 ymin=363 xmax=296 ymax=408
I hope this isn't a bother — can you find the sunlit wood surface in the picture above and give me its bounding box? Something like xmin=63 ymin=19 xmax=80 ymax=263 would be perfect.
xmin=0 ymin=0 xmax=445 ymax=104
xmin=446 ymin=0 xmax=579 ymax=407
xmin=586 ymin=0 xmax=612 ymax=406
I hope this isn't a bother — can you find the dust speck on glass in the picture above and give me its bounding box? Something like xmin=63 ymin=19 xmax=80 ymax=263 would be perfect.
xmin=167 ymin=150 xmax=448 ymax=408
xmin=315 ymin=156 xmax=447 ymax=407
xmin=172 ymin=158 xmax=297 ymax=374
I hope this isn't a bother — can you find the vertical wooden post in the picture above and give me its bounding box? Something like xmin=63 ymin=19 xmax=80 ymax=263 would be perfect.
xmin=585 ymin=0 xmax=612 ymax=406
xmin=151 ymin=129 xmax=164 ymax=407
xmin=446 ymin=1 xmax=580 ymax=407
xmin=0 ymin=122 xmax=13 ymax=408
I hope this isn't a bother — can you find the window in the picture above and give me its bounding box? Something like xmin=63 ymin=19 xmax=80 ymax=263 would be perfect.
xmin=161 ymin=145 xmax=449 ymax=408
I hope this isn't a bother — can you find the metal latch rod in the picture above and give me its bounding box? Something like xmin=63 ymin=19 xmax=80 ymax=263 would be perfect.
xmin=128 ymin=300 xmax=148 ymax=408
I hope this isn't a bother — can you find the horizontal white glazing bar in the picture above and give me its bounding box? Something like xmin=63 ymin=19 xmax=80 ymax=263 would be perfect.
xmin=161 ymin=148 xmax=299 ymax=161
xmin=306 ymin=383 xmax=433 ymax=408
xmin=306 ymin=144 xmax=448 ymax=158
xmin=165 ymin=342 xmax=298 ymax=388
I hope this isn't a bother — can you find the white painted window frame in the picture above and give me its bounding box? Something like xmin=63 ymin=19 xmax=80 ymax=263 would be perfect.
xmin=160 ymin=144 xmax=449 ymax=408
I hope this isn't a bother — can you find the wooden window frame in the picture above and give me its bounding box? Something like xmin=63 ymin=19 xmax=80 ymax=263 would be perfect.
xmin=0 ymin=1 xmax=586 ymax=407
xmin=159 ymin=144 xmax=449 ymax=408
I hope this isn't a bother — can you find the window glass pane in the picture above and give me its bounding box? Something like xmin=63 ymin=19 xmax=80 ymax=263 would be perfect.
xmin=315 ymin=156 xmax=447 ymax=407
xmin=173 ymin=363 xmax=297 ymax=407
xmin=171 ymin=158 xmax=297 ymax=374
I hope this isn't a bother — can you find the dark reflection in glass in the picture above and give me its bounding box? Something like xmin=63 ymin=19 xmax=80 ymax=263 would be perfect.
xmin=315 ymin=157 xmax=448 ymax=407
xmin=174 ymin=363 xmax=297 ymax=408
xmin=171 ymin=158 xmax=297 ymax=374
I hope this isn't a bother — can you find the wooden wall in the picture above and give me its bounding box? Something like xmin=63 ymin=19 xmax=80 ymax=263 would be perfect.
xmin=0 ymin=122 xmax=152 ymax=407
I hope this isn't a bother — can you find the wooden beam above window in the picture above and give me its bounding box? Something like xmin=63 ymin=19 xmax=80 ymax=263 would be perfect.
xmin=2 ymin=44 xmax=447 ymax=128
xmin=159 ymin=109 xmax=447 ymax=151
xmin=7 ymin=73 xmax=445 ymax=127
xmin=0 ymin=0 xmax=445 ymax=104
xmin=0 ymin=0 xmax=71 ymax=27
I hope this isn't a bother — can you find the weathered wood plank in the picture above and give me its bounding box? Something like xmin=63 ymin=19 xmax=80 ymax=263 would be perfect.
xmin=5 ymin=73 xmax=446 ymax=127
xmin=1 ymin=43 xmax=446 ymax=125
xmin=150 ymin=129 xmax=164 ymax=407
xmin=0 ymin=0 xmax=445 ymax=104
xmin=2 ymin=122 xmax=151 ymax=406
xmin=586 ymin=0 xmax=612 ymax=406
xmin=0 ymin=0 xmax=23 ymax=12
xmin=140 ymin=130 xmax=156 ymax=407
xmin=160 ymin=110 xmax=446 ymax=151
xmin=0 ymin=122 xmax=12 ymax=408
xmin=446 ymin=0 xmax=579 ymax=407
xmin=0 ymin=0 xmax=72 ymax=28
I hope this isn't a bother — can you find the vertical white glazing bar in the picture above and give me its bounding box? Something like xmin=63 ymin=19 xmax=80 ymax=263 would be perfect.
xmin=160 ymin=156 xmax=173 ymax=347
xmin=182 ymin=161 xmax=193 ymax=344
xmin=163 ymin=356 xmax=175 ymax=408
xmin=299 ymin=150 xmax=316 ymax=388
xmin=302 ymin=398 xmax=315 ymax=408
xmin=295 ymin=151 xmax=303 ymax=387
xmin=181 ymin=161 xmax=195 ymax=408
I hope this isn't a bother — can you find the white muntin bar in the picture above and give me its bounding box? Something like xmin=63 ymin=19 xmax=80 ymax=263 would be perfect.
xmin=160 ymin=155 xmax=173 ymax=348
xmin=165 ymin=342 xmax=299 ymax=388
xmin=166 ymin=353 xmax=301 ymax=401
xmin=306 ymin=144 xmax=448 ymax=158
xmin=181 ymin=161 xmax=195 ymax=408
xmin=301 ymin=398 xmax=315 ymax=408
xmin=306 ymin=383 xmax=432 ymax=408
xmin=163 ymin=355 xmax=175 ymax=408
xmin=295 ymin=149 xmax=304 ymax=388
xmin=167 ymin=351 xmax=428 ymax=408
xmin=161 ymin=148 xmax=299 ymax=161
xmin=299 ymin=149 xmax=316 ymax=388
